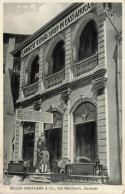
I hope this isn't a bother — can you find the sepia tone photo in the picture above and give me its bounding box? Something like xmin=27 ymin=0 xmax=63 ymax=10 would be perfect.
xmin=3 ymin=1 xmax=122 ymax=188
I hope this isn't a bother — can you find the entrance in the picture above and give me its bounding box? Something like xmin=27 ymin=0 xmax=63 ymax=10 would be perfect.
xmin=44 ymin=111 xmax=63 ymax=170
xmin=75 ymin=121 xmax=97 ymax=162
xmin=73 ymin=102 xmax=97 ymax=162
xmin=45 ymin=128 xmax=62 ymax=170
xmin=23 ymin=122 xmax=35 ymax=171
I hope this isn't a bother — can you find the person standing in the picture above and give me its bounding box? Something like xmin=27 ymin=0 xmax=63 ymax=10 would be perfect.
xmin=39 ymin=146 xmax=49 ymax=173
xmin=36 ymin=132 xmax=46 ymax=170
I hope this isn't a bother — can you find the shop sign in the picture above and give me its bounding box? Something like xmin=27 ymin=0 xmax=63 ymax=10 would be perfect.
xmin=16 ymin=109 xmax=53 ymax=123
xmin=21 ymin=3 xmax=91 ymax=58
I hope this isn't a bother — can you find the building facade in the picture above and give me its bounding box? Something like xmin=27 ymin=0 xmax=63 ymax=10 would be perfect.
xmin=11 ymin=3 xmax=122 ymax=184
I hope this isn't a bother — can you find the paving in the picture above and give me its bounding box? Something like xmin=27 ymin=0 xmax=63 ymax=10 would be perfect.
xmin=3 ymin=174 xmax=107 ymax=185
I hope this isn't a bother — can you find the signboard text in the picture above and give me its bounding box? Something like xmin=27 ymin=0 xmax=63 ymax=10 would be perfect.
xmin=16 ymin=109 xmax=53 ymax=123
xmin=21 ymin=3 xmax=91 ymax=57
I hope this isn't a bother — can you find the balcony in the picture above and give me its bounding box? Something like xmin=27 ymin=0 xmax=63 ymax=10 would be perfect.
xmin=74 ymin=54 xmax=98 ymax=77
xmin=23 ymin=82 xmax=38 ymax=97
xmin=45 ymin=70 xmax=65 ymax=88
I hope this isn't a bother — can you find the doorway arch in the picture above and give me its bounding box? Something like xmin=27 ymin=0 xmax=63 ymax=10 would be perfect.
xmin=73 ymin=101 xmax=97 ymax=162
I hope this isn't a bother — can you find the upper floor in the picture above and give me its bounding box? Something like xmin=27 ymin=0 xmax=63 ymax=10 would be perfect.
xmin=11 ymin=3 xmax=122 ymax=102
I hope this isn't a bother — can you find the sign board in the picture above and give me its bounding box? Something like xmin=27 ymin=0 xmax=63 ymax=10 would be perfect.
xmin=21 ymin=3 xmax=91 ymax=58
xmin=16 ymin=109 xmax=53 ymax=123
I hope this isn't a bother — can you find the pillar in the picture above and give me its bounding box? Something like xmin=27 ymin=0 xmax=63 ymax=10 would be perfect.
xmin=64 ymin=27 xmax=72 ymax=82
xmin=61 ymin=89 xmax=71 ymax=159
xmin=92 ymin=77 xmax=108 ymax=175
xmin=19 ymin=59 xmax=25 ymax=99
xmin=38 ymin=46 xmax=44 ymax=91
xmin=13 ymin=120 xmax=21 ymax=162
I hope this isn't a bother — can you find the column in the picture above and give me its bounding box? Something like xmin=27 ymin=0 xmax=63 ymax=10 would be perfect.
xmin=97 ymin=4 xmax=106 ymax=67
xmin=19 ymin=59 xmax=25 ymax=99
xmin=33 ymin=100 xmax=43 ymax=166
xmin=64 ymin=27 xmax=72 ymax=82
xmin=92 ymin=77 xmax=108 ymax=175
xmin=38 ymin=46 xmax=44 ymax=91
xmin=18 ymin=124 xmax=23 ymax=160
xmin=61 ymin=89 xmax=71 ymax=159
xmin=33 ymin=122 xmax=40 ymax=166
xmin=97 ymin=92 xmax=107 ymax=175
xmin=13 ymin=120 xmax=21 ymax=162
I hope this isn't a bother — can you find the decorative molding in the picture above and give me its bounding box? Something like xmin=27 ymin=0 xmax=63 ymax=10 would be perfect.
xmin=45 ymin=69 xmax=65 ymax=89
xmin=33 ymin=99 xmax=41 ymax=110
xmin=58 ymin=88 xmax=72 ymax=111
xmin=47 ymin=105 xmax=64 ymax=115
xmin=74 ymin=54 xmax=98 ymax=77
xmin=82 ymin=106 xmax=90 ymax=121
xmin=17 ymin=65 xmax=107 ymax=105
xmin=70 ymin=97 xmax=97 ymax=114
xmin=97 ymin=8 xmax=107 ymax=19
xmin=92 ymin=77 xmax=107 ymax=95
xmin=93 ymin=66 xmax=107 ymax=80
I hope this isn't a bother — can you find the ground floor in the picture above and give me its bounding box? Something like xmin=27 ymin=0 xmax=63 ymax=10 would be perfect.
xmin=10 ymin=80 xmax=121 ymax=184
xmin=13 ymin=100 xmax=100 ymax=172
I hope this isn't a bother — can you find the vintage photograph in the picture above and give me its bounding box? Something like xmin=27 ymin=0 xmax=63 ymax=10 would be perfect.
xmin=3 ymin=2 xmax=122 ymax=186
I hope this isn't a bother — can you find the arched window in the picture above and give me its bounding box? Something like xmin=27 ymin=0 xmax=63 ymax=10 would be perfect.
xmin=73 ymin=102 xmax=97 ymax=162
xmin=78 ymin=20 xmax=98 ymax=61
xmin=51 ymin=40 xmax=65 ymax=74
xmin=29 ymin=55 xmax=39 ymax=84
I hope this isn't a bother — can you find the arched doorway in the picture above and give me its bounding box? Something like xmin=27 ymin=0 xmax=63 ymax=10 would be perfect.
xmin=44 ymin=111 xmax=62 ymax=170
xmin=73 ymin=102 xmax=97 ymax=162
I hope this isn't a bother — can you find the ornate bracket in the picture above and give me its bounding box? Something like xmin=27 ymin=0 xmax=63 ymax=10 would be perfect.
xmin=92 ymin=77 xmax=107 ymax=95
xmin=58 ymin=88 xmax=72 ymax=111
xmin=33 ymin=99 xmax=42 ymax=111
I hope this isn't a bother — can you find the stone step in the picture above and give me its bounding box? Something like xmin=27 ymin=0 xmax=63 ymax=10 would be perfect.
xmin=66 ymin=175 xmax=109 ymax=184
xmin=30 ymin=175 xmax=51 ymax=179
xmin=27 ymin=172 xmax=52 ymax=177
xmin=29 ymin=178 xmax=51 ymax=183
xmin=51 ymin=174 xmax=109 ymax=184
xmin=29 ymin=175 xmax=51 ymax=183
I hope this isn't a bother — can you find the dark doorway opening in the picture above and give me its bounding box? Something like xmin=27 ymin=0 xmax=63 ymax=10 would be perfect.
xmin=45 ymin=128 xmax=62 ymax=170
xmin=23 ymin=132 xmax=35 ymax=171
xmin=75 ymin=121 xmax=97 ymax=162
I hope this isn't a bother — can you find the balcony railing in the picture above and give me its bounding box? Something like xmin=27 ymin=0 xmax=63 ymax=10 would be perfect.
xmin=74 ymin=54 xmax=98 ymax=77
xmin=23 ymin=82 xmax=38 ymax=97
xmin=45 ymin=70 xmax=65 ymax=88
